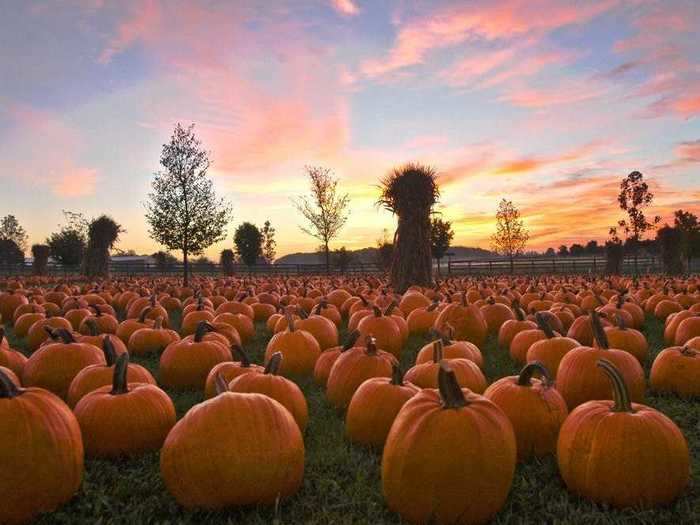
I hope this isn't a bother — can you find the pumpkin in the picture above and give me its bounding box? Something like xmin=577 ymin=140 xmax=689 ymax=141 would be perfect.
xmin=480 ymin=296 xmax=515 ymax=335
xmin=406 ymin=300 xmax=441 ymax=335
xmin=180 ymin=299 xmax=215 ymax=336
xmin=664 ymin=310 xmax=694 ymax=345
xmin=357 ymin=305 xmax=403 ymax=357
xmin=160 ymin=374 xmax=304 ymax=509
xmin=0 ymin=290 xmax=28 ymax=322
xmin=0 ymin=368 xmax=84 ymax=525
xmin=313 ymin=330 xmax=361 ymax=387
xmin=650 ymin=345 xmax=700 ymax=398
xmin=73 ymin=353 xmax=175 ymax=458
xmin=128 ymin=317 xmax=180 ymax=356
xmin=509 ymin=324 xmax=548 ymax=364
xmin=22 ymin=329 xmax=106 ymax=399
xmin=160 ymin=322 xmax=232 ymax=390
xmin=497 ymin=300 xmax=536 ymax=349
xmin=78 ymin=305 xmax=119 ymax=335
xmin=556 ymin=312 xmax=645 ymax=410
xmin=415 ymin=328 xmax=483 ymax=369
xmin=600 ymin=312 xmax=648 ymax=363
xmin=77 ymin=320 xmax=128 ymax=355
xmin=228 ymin=352 xmax=308 ymax=431
xmin=382 ymin=362 xmax=516 ymax=525
xmin=405 ymin=340 xmax=486 ymax=392
xmin=26 ymin=316 xmax=73 ymax=351
xmin=13 ymin=308 xmax=46 ymax=338
xmin=115 ymin=307 xmax=155 ymax=344
xmin=0 ymin=327 xmax=28 ymax=377
xmin=346 ymin=363 xmax=420 ymax=448
xmin=67 ymin=337 xmax=155 ymax=407
xmin=525 ymin=312 xmax=578 ymax=378
xmin=674 ymin=314 xmax=700 ymax=345
xmin=296 ymin=309 xmax=339 ymax=350
xmin=326 ymin=336 xmax=397 ymax=410
xmin=557 ymin=359 xmax=690 ymax=508
xmin=433 ymin=293 xmax=488 ymax=347
xmin=203 ymin=344 xmax=264 ymax=399
xmin=264 ymin=311 xmax=321 ymax=377
xmin=484 ymin=362 xmax=568 ymax=460
xmin=566 ymin=312 xmax=612 ymax=346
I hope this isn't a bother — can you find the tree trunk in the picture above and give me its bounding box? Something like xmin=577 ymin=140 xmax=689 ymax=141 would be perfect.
xmin=509 ymin=255 xmax=514 ymax=274
xmin=324 ymin=242 xmax=330 ymax=274
xmin=436 ymin=258 xmax=441 ymax=276
xmin=183 ymin=249 xmax=189 ymax=287
xmin=390 ymin=213 xmax=432 ymax=293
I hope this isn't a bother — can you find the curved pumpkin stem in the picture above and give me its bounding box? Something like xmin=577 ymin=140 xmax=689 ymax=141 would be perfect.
xmin=90 ymin=305 xmax=103 ymax=317
xmin=231 ymin=344 xmax=252 ymax=367
xmin=84 ymin=318 xmax=99 ymax=336
xmin=390 ymin=363 xmax=405 ymax=386
xmin=285 ymin=310 xmax=296 ymax=332
xmin=102 ymin=336 xmax=117 ymax=366
xmin=55 ymin=329 xmax=76 ymax=344
xmin=616 ymin=312 xmax=627 ymax=331
xmin=438 ymin=361 xmax=467 ymax=409
xmin=372 ymin=305 xmax=383 ymax=318
xmin=214 ymin=372 xmax=229 ymax=395
xmin=194 ymin=321 xmax=214 ymax=342
xmin=596 ymin=359 xmax=633 ymax=413
xmin=427 ymin=300 xmax=440 ymax=312
xmin=110 ymin=353 xmax=130 ymax=395
xmin=341 ymin=330 xmax=360 ymax=352
xmin=154 ymin=317 xmax=164 ymax=330
xmin=383 ymin=301 xmax=399 ymax=316
xmin=138 ymin=307 xmax=153 ymax=323
xmin=680 ymin=346 xmax=698 ymax=357
xmin=591 ymin=311 xmax=609 ymax=350
xmin=0 ymin=368 xmax=21 ymax=398
xmin=365 ymin=336 xmax=378 ymax=356
xmin=432 ymin=339 xmax=444 ymax=363
xmin=535 ymin=312 xmax=555 ymax=339
xmin=517 ymin=361 xmax=552 ymax=387
xmin=265 ymin=352 xmax=282 ymax=375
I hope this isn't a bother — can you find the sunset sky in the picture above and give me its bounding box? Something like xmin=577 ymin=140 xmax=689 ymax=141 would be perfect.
xmin=1 ymin=0 xmax=699 ymax=259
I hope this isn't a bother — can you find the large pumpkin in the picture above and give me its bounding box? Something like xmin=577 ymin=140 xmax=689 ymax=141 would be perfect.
xmin=264 ymin=311 xmax=321 ymax=377
xmin=557 ymin=359 xmax=689 ymax=508
xmin=160 ymin=375 xmax=304 ymax=509
xmin=650 ymin=345 xmax=700 ymax=398
xmin=0 ymin=369 xmax=84 ymax=524
xmin=382 ymin=362 xmax=516 ymax=525
xmin=433 ymin=293 xmax=488 ymax=347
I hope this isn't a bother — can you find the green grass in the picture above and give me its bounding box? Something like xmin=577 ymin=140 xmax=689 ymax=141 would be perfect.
xmin=4 ymin=313 xmax=698 ymax=524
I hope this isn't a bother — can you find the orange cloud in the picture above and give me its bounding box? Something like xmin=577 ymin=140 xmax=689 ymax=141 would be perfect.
xmin=331 ymin=0 xmax=360 ymax=16
xmin=53 ymin=168 xmax=98 ymax=198
xmin=676 ymin=140 xmax=700 ymax=162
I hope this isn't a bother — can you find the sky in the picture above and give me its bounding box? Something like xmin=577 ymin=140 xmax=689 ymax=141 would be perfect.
xmin=1 ymin=0 xmax=699 ymax=259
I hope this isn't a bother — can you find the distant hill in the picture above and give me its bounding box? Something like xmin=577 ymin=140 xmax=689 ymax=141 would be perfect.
xmin=275 ymin=246 xmax=495 ymax=265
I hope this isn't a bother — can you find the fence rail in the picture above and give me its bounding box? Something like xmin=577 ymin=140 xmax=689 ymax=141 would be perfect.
xmin=0 ymin=256 xmax=697 ymax=278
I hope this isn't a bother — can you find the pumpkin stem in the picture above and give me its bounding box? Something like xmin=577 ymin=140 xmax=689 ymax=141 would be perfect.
xmin=285 ymin=310 xmax=296 ymax=332
xmin=535 ymin=312 xmax=555 ymax=339
xmin=427 ymin=299 xmax=440 ymax=312
xmin=265 ymin=352 xmax=282 ymax=375
xmin=372 ymin=305 xmax=383 ymax=317
xmin=680 ymin=346 xmax=698 ymax=357
xmin=90 ymin=305 xmax=103 ymax=317
xmin=438 ymin=361 xmax=467 ymax=409
xmin=231 ymin=344 xmax=252 ymax=367
xmin=383 ymin=301 xmax=398 ymax=316
xmin=596 ymin=359 xmax=633 ymax=413
xmin=461 ymin=291 xmax=468 ymax=306
xmin=194 ymin=321 xmax=214 ymax=342
xmin=516 ymin=361 xmax=552 ymax=387
xmin=102 ymin=336 xmax=117 ymax=366
xmin=512 ymin=300 xmax=526 ymax=321
xmin=342 ymin=330 xmax=360 ymax=351
xmin=0 ymin=368 xmax=21 ymax=398
xmin=390 ymin=363 xmax=405 ymax=386
xmin=432 ymin=339 xmax=444 ymax=363
xmin=0 ymin=327 xmax=4 ymax=346
xmin=84 ymin=318 xmax=99 ymax=336
xmin=590 ymin=311 xmax=609 ymax=350
xmin=365 ymin=336 xmax=378 ymax=355
xmin=138 ymin=307 xmax=152 ymax=323
xmin=55 ymin=329 xmax=76 ymax=344
xmin=616 ymin=313 xmax=627 ymax=330
xmin=110 ymin=353 xmax=130 ymax=395
xmin=214 ymin=372 xmax=229 ymax=395
xmin=154 ymin=317 xmax=163 ymax=330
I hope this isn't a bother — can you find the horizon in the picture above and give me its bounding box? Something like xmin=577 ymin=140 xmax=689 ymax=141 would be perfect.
xmin=1 ymin=0 xmax=699 ymax=259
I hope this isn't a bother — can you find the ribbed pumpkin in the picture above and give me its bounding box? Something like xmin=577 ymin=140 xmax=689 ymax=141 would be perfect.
xmin=115 ymin=307 xmax=155 ymax=344
xmin=509 ymin=324 xmax=548 ymax=364
xmin=214 ymin=312 xmax=255 ymax=342
xmin=22 ymin=330 xmax=106 ymax=399
xmin=326 ymin=337 xmax=397 ymax=410
xmin=203 ymin=345 xmax=264 ymax=399
xmin=525 ymin=313 xmax=578 ymax=378
xmin=497 ymin=300 xmax=536 ymax=349
xmin=67 ymin=338 xmax=155 ymax=407
xmin=0 ymin=327 xmax=28 ymax=376
xmin=78 ymin=306 xmax=119 ymax=335
xmin=664 ymin=310 xmax=694 ymax=345
xmin=566 ymin=312 xmax=612 ymax=346
xmin=128 ymin=317 xmax=180 ymax=356
xmin=650 ymin=346 xmax=700 ymax=398
xmin=600 ymin=312 xmax=648 ymax=363
xmin=357 ymin=305 xmax=403 ymax=357
xmin=160 ymin=375 xmax=304 ymax=509
xmin=674 ymin=314 xmax=700 ymax=345
xmin=406 ymin=300 xmax=441 ymax=335
xmin=480 ymin=297 xmax=515 ymax=335
xmin=77 ymin=321 xmax=128 ymax=355
xmin=26 ymin=316 xmax=73 ymax=351
xmin=296 ymin=309 xmax=339 ymax=350
xmin=415 ymin=329 xmax=483 ymax=369
xmin=313 ymin=330 xmax=361 ymax=387
xmin=346 ymin=364 xmax=420 ymax=448
xmin=180 ymin=300 xmax=215 ymax=336
xmin=382 ymin=362 xmax=516 ymax=525
xmin=159 ymin=322 xmax=232 ymax=390
xmin=405 ymin=340 xmax=486 ymax=392
xmin=0 ymin=290 xmax=28 ymax=323
xmin=556 ymin=312 xmax=645 ymax=410
xmin=74 ymin=354 xmax=176 ymax=458
xmin=13 ymin=308 xmax=46 ymax=338
xmin=558 ymin=359 xmax=689 ymax=508
xmin=484 ymin=362 xmax=568 ymax=460
xmin=433 ymin=293 xmax=488 ymax=347
xmin=264 ymin=311 xmax=321 ymax=377
xmin=0 ymin=369 xmax=84 ymax=525
xmin=228 ymin=352 xmax=308 ymax=431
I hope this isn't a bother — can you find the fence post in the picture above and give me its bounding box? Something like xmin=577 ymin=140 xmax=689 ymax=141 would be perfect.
xmin=593 ymin=257 xmax=597 ymax=273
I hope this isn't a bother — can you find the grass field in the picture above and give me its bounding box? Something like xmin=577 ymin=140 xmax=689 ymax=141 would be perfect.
xmin=5 ymin=312 xmax=698 ymax=524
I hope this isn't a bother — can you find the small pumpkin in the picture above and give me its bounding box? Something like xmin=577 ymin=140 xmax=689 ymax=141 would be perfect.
xmin=405 ymin=340 xmax=486 ymax=392
xmin=313 ymin=330 xmax=361 ymax=387
xmin=264 ymin=311 xmax=321 ymax=377
xmin=525 ymin=312 xmax=578 ymax=378
xmin=203 ymin=344 xmax=264 ymax=399
xmin=650 ymin=345 xmax=700 ymax=398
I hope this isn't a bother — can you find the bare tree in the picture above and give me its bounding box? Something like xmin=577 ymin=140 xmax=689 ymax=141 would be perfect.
xmin=145 ymin=123 xmax=232 ymax=286
xmin=293 ymin=166 xmax=350 ymax=273
xmin=609 ymin=171 xmax=660 ymax=274
xmin=491 ymin=198 xmax=529 ymax=274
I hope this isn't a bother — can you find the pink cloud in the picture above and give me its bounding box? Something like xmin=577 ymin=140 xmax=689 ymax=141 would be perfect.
xmin=98 ymin=0 xmax=161 ymax=64
xmin=676 ymin=140 xmax=700 ymax=162
xmin=331 ymin=0 xmax=360 ymax=16
xmin=500 ymin=79 xmax=607 ymax=108
xmin=53 ymin=168 xmax=98 ymax=197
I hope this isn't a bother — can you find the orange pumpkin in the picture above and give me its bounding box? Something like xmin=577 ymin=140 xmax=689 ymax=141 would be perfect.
xmin=203 ymin=345 xmax=264 ymax=399
xmin=650 ymin=345 xmax=700 ymax=398
xmin=312 ymin=330 xmax=361 ymax=387
xmin=264 ymin=311 xmax=321 ymax=377
xmin=405 ymin=340 xmax=486 ymax=392
xmin=433 ymin=293 xmax=487 ymax=347
xmin=525 ymin=313 xmax=578 ymax=378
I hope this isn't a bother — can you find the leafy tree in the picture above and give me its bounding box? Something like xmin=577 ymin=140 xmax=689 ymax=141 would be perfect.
xmin=375 ymin=229 xmax=393 ymax=273
xmin=220 ymin=249 xmax=236 ymax=275
xmin=656 ymin=225 xmax=683 ymax=275
xmin=585 ymin=240 xmax=600 ymax=255
xmin=0 ymin=239 xmax=23 ymax=266
xmin=261 ymin=220 xmax=277 ymax=263
xmin=379 ymin=163 xmax=439 ymax=291
xmin=0 ymin=215 xmax=28 ymax=253
xmin=545 ymin=247 xmax=556 ymax=257
xmin=47 ymin=211 xmax=87 ymax=267
xmin=233 ymin=222 xmax=263 ymax=267
xmin=145 ymin=123 xmax=232 ymax=286
xmin=152 ymin=251 xmax=177 ymax=272
xmin=490 ymin=199 xmax=529 ymax=273
xmin=294 ymin=166 xmax=350 ymax=273
xmin=31 ymin=244 xmax=50 ymax=275
xmin=674 ymin=209 xmax=699 ymax=271
xmin=333 ymin=246 xmax=356 ymax=272
xmin=430 ymin=217 xmax=454 ymax=276
xmin=569 ymin=243 xmax=585 ymax=257
xmin=610 ymin=171 xmax=660 ymax=274
xmin=605 ymin=229 xmax=624 ymax=274
xmin=558 ymin=245 xmax=569 ymax=257
xmin=83 ymin=215 xmax=123 ymax=278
